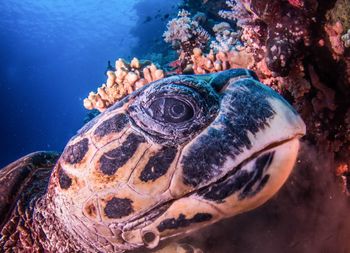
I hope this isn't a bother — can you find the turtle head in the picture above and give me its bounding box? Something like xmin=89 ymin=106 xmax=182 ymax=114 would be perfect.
xmin=50 ymin=69 xmax=305 ymax=251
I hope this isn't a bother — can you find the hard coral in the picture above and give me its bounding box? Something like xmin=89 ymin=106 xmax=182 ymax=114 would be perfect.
xmin=191 ymin=47 xmax=254 ymax=74
xmin=163 ymin=9 xmax=210 ymax=67
xmin=83 ymin=58 xmax=165 ymax=112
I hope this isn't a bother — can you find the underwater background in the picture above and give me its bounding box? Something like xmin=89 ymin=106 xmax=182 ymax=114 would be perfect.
xmin=1 ymin=1 xmax=350 ymax=252
xmin=0 ymin=0 xmax=178 ymax=167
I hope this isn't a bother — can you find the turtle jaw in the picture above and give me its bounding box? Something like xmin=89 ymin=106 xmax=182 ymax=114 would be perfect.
xmin=121 ymin=136 xmax=301 ymax=249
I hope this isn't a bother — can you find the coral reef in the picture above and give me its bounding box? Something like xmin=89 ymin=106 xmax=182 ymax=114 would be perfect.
xmin=191 ymin=47 xmax=254 ymax=74
xmin=163 ymin=9 xmax=210 ymax=68
xmin=83 ymin=58 xmax=165 ymax=112
xmin=219 ymin=0 xmax=314 ymax=76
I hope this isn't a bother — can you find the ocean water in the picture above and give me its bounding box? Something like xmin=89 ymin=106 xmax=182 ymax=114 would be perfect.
xmin=0 ymin=0 xmax=178 ymax=167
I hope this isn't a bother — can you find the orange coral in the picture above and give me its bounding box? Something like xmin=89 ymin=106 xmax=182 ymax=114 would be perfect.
xmin=190 ymin=47 xmax=254 ymax=74
xmin=83 ymin=58 xmax=165 ymax=112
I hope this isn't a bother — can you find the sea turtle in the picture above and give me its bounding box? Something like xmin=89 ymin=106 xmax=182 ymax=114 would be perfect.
xmin=0 ymin=69 xmax=305 ymax=252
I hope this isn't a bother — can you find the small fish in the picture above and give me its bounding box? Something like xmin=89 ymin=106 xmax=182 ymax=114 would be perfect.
xmin=161 ymin=14 xmax=170 ymax=21
xmin=105 ymin=60 xmax=115 ymax=76
xmin=143 ymin=16 xmax=152 ymax=23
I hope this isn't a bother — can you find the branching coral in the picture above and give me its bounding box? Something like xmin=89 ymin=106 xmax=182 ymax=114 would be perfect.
xmin=218 ymin=0 xmax=255 ymax=26
xmin=163 ymin=9 xmax=210 ymax=67
xmin=83 ymin=58 xmax=165 ymax=112
xmin=210 ymin=22 xmax=240 ymax=53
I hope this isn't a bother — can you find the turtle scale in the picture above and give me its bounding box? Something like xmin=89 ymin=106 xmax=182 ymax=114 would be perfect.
xmin=0 ymin=69 xmax=305 ymax=252
xmin=0 ymin=152 xmax=90 ymax=252
xmin=0 ymin=151 xmax=60 ymax=227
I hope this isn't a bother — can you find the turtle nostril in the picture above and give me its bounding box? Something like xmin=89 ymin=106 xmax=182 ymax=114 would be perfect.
xmin=142 ymin=230 xmax=160 ymax=249
xmin=143 ymin=231 xmax=156 ymax=243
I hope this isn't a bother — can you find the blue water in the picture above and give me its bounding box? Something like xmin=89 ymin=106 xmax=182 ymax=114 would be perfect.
xmin=0 ymin=0 xmax=178 ymax=167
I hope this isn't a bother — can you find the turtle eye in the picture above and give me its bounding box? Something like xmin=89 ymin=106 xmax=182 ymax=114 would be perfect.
xmin=148 ymin=97 xmax=194 ymax=123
